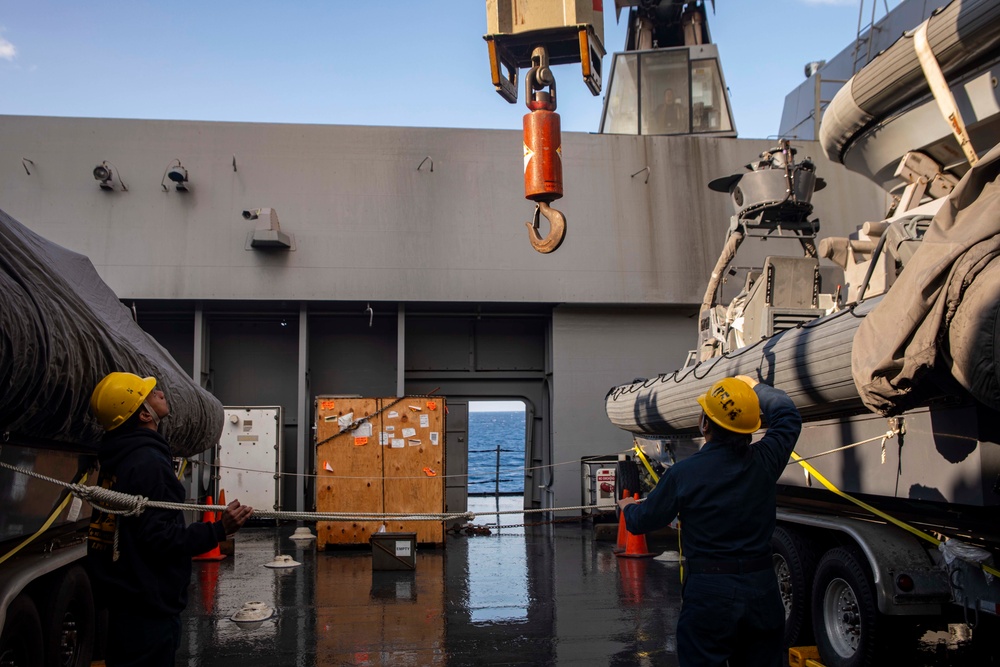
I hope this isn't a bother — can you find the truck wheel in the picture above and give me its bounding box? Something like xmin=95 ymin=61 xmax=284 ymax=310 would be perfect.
xmin=772 ymin=526 xmax=816 ymax=648
xmin=614 ymin=459 xmax=640 ymax=518
xmin=811 ymin=547 xmax=881 ymax=667
xmin=0 ymin=594 xmax=44 ymax=667
xmin=41 ymin=567 xmax=95 ymax=667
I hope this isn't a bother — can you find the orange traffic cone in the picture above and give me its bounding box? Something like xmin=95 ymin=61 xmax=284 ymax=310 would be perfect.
xmin=193 ymin=495 xmax=227 ymax=562
xmin=614 ymin=488 xmax=631 ymax=553
xmin=616 ymin=494 xmax=655 ymax=559
xmin=217 ymin=488 xmax=226 ymax=522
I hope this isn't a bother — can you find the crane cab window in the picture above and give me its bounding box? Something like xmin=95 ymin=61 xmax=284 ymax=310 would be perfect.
xmin=600 ymin=45 xmax=735 ymax=138
xmin=691 ymin=58 xmax=732 ymax=133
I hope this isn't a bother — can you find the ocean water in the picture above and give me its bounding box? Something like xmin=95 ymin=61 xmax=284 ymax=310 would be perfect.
xmin=467 ymin=410 xmax=525 ymax=494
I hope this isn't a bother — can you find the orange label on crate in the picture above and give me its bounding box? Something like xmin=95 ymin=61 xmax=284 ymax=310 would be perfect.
xmin=426 ymin=401 xmax=437 ymax=411
xmin=319 ymin=400 xmax=335 ymax=410
xmin=354 ymin=436 xmax=369 ymax=446
xmin=423 ymin=467 xmax=437 ymax=477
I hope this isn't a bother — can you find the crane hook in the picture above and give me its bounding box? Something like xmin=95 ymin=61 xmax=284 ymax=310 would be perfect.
xmin=525 ymin=202 xmax=566 ymax=254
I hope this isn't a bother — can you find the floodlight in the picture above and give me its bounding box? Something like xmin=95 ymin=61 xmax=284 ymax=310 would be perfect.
xmin=93 ymin=162 xmax=113 ymax=190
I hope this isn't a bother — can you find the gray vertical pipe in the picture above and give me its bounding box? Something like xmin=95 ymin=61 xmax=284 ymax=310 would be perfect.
xmin=296 ymin=302 xmax=308 ymax=513
xmin=191 ymin=305 xmax=208 ymax=498
xmin=397 ymin=304 xmax=406 ymax=397
xmin=192 ymin=304 xmax=205 ymax=386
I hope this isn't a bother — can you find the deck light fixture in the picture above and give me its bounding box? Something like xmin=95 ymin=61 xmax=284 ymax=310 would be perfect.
xmin=93 ymin=161 xmax=127 ymax=192
xmin=93 ymin=162 xmax=113 ymax=190
xmin=162 ymin=159 xmax=190 ymax=192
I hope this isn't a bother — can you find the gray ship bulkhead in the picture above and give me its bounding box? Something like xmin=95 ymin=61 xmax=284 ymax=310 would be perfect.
xmin=0 ymin=115 xmax=886 ymax=515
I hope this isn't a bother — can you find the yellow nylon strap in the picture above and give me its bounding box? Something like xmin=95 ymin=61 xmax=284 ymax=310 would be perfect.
xmin=0 ymin=471 xmax=89 ymax=566
xmin=632 ymin=444 xmax=660 ymax=484
xmin=790 ymin=451 xmax=1000 ymax=579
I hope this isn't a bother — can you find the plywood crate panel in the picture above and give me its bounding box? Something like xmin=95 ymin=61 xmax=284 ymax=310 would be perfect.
xmin=380 ymin=397 xmax=445 ymax=545
xmin=315 ymin=397 xmax=383 ymax=549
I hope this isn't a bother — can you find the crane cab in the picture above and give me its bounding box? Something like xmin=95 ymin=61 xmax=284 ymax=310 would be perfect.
xmin=599 ymin=43 xmax=737 ymax=137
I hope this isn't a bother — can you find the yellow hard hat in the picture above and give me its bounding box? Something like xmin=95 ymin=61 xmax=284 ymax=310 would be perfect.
xmin=90 ymin=372 xmax=158 ymax=431
xmin=696 ymin=377 xmax=761 ymax=434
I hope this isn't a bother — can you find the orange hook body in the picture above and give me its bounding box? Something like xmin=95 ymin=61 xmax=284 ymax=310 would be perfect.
xmin=523 ymin=107 xmax=563 ymax=203
xmin=525 ymin=202 xmax=566 ymax=254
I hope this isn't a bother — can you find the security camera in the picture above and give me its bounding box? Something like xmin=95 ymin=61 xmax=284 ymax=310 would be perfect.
xmin=242 ymin=209 xmax=259 ymax=220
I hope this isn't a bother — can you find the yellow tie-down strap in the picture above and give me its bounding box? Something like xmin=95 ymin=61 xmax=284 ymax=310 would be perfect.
xmin=632 ymin=443 xmax=660 ymax=485
xmin=0 ymin=471 xmax=89 ymax=566
xmin=790 ymin=451 xmax=1000 ymax=579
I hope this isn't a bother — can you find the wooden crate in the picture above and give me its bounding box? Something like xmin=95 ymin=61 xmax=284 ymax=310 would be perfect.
xmin=315 ymin=396 xmax=446 ymax=548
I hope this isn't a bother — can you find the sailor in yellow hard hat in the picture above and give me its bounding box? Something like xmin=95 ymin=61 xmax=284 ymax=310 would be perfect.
xmin=619 ymin=375 xmax=802 ymax=667
xmin=87 ymin=372 xmax=253 ymax=667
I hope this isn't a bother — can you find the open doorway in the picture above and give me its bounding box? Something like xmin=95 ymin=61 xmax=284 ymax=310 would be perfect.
xmin=467 ymin=400 xmax=526 ymax=528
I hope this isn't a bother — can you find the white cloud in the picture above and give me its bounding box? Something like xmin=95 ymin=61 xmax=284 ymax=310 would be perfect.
xmin=0 ymin=36 xmax=16 ymax=61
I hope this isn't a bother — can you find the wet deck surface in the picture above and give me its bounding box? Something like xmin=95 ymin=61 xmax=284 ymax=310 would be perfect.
xmin=178 ymin=499 xmax=993 ymax=666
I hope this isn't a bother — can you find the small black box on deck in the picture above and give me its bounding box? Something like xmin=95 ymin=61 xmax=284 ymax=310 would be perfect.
xmin=370 ymin=532 xmax=417 ymax=571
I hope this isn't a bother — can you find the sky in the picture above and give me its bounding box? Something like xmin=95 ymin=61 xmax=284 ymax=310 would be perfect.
xmin=470 ymin=400 xmax=524 ymax=413
xmin=0 ymin=1 xmax=899 ymax=140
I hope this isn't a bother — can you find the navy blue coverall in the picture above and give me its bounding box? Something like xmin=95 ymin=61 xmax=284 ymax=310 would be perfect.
xmin=623 ymin=383 xmax=802 ymax=667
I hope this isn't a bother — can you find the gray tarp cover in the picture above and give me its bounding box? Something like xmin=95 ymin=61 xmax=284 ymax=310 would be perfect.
xmin=852 ymin=143 xmax=1000 ymax=414
xmin=0 ymin=209 xmax=222 ymax=456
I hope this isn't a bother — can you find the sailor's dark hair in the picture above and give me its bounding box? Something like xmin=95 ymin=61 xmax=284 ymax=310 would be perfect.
xmin=702 ymin=416 xmax=752 ymax=448
xmin=103 ymin=404 xmax=147 ymax=438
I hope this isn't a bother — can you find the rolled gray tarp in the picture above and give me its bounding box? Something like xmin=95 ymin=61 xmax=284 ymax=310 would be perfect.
xmin=0 ymin=208 xmax=222 ymax=457
xmin=605 ymin=298 xmax=880 ymax=436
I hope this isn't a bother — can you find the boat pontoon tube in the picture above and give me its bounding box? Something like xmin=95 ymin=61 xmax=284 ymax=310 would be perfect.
xmin=605 ymin=298 xmax=880 ymax=436
xmin=819 ymin=0 xmax=1000 ymax=167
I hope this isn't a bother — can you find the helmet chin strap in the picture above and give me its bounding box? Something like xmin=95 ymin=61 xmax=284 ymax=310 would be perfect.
xmin=142 ymin=400 xmax=161 ymax=428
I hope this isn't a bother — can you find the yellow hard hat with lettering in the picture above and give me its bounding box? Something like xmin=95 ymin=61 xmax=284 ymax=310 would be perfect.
xmin=696 ymin=377 xmax=761 ymax=434
xmin=90 ymin=372 xmax=158 ymax=431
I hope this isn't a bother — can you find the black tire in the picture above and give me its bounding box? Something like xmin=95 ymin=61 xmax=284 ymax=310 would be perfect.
xmin=40 ymin=566 xmax=95 ymax=667
xmin=811 ymin=547 xmax=883 ymax=667
xmin=614 ymin=459 xmax=641 ymax=518
xmin=772 ymin=525 xmax=817 ymax=649
xmin=0 ymin=594 xmax=45 ymax=667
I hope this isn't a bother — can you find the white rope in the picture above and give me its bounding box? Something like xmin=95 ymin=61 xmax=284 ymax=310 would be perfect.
xmin=0 ymin=460 xmax=603 ymax=522
xmin=786 ymin=430 xmax=897 ymax=466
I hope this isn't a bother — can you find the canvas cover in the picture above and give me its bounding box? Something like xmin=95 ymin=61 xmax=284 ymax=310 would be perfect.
xmin=852 ymin=142 xmax=1000 ymax=414
xmin=0 ymin=208 xmax=222 ymax=457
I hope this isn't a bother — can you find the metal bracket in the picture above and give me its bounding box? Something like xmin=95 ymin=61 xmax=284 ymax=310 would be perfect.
xmin=485 ymin=37 xmax=519 ymax=103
